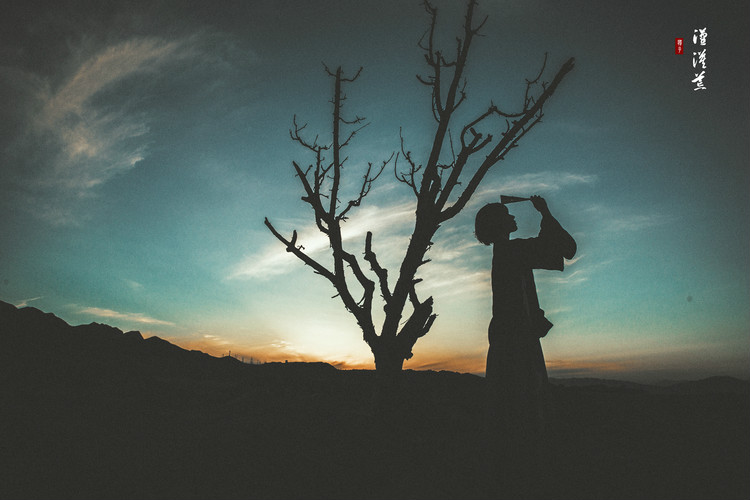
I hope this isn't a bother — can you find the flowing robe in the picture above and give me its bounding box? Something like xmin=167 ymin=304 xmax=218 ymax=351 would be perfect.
xmin=486 ymin=212 xmax=576 ymax=446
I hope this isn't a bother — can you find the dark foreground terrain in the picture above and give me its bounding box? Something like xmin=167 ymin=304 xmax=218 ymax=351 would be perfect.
xmin=1 ymin=300 xmax=748 ymax=500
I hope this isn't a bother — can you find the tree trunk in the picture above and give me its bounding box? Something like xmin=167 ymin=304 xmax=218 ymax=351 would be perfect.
xmin=370 ymin=337 xmax=406 ymax=415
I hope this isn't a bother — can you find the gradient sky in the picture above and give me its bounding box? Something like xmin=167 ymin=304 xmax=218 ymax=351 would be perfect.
xmin=2 ymin=0 xmax=748 ymax=382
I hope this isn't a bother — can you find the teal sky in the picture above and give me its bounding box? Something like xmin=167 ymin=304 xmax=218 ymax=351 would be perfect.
xmin=2 ymin=0 xmax=748 ymax=382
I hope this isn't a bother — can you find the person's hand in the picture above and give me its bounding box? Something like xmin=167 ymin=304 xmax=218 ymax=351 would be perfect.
xmin=530 ymin=195 xmax=549 ymax=214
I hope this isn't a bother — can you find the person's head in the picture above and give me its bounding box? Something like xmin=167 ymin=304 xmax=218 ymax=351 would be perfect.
xmin=474 ymin=203 xmax=517 ymax=245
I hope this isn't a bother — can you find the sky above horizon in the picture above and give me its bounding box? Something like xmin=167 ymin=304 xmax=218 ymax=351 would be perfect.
xmin=2 ymin=0 xmax=748 ymax=383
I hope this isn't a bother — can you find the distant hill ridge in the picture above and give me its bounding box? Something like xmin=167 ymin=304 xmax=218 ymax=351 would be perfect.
xmin=0 ymin=300 xmax=337 ymax=383
xmin=1 ymin=300 xmax=748 ymax=395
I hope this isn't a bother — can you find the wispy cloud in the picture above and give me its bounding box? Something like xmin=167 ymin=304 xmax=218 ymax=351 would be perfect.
xmin=607 ymin=213 xmax=674 ymax=232
xmin=2 ymin=32 xmax=248 ymax=225
xmin=229 ymin=199 xmax=416 ymax=280
xmin=539 ymin=268 xmax=589 ymax=285
xmin=202 ymin=334 xmax=230 ymax=345
xmin=15 ymin=296 xmax=42 ymax=308
xmin=486 ymin=171 xmax=598 ymax=198
xmin=536 ymin=254 xmax=615 ymax=288
xmin=79 ymin=306 xmax=175 ymax=326
xmin=233 ymin=170 xmax=596 ymax=304
xmin=563 ymin=254 xmax=586 ymax=266
xmin=581 ymin=203 xmax=675 ymax=234
xmin=3 ymin=38 xmax=182 ymax=223
xmin=123 ymin=279 xmax=144 ymax=291
xmin=167 ymin=332 xmax=251 ymax=358
xmin=446 ymin=170 xmax=597 ymax=219
xmin=416 ymin=229 xmax=491 ymax=299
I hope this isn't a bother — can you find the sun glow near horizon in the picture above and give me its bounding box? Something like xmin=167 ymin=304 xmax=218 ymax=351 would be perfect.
xmin=162 ymin=323 xmax=750 ymax=383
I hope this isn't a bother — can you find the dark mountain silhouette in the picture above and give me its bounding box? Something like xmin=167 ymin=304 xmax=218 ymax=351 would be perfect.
xmin=2 ymin=299 xmax=244 ymax=376
xmin=550 ymin=377 xmax=655 ymax=391
xmin=1 ymin=300 xmax=748 ymax=500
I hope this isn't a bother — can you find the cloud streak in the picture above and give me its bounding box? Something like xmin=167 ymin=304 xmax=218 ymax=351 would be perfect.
xmin=3 ymin=38 xmax=182 ymax=223
xmin=490 ymin=171 xmax=598 ymax=197
xmin=1 ymin=32 xmax=246 ymax=225
xmin=229 ymin=199 xmax=416 ymax=280
xmin=582 ymin=203 xmax=675 ymax=234
xmin=607 ymin=213 xmax=674 ymax=232
xmin=79 ymin=306 xmax=175 ymax=326
xmin=15 ymin=297 xmax=43 ymax=308
xmin=233 ymin=170 xmax=597 ymax=307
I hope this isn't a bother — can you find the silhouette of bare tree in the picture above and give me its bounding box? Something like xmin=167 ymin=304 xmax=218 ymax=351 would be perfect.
xmin=264 ymin=0 xmax=574 ymax=387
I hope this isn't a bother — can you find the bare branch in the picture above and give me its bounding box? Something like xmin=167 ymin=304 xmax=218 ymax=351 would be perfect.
xmin=459 ymin=107 xmax=501 ymax=150
xmin=454 ymin=79 xmax=468 ymax=110
xmin=396 ymin=296 xmax=436 ymax=360
xmin=339 ymin=121 xmax=370 ymax=149
xmin=264 ymin=218 xmax=335 ymax=282
xmin=339 ymin=249 xmax=375 ymax=311
xmin=408 ymin=285 xmax=421 ymax=309
xmin=340 ymin=115 xmax=367 ymax=126
xmin=338 ymin=152 xmax=393 ymax=221
xmin=342 ymin=66 xmax=364 ymax=83
xmin=394 ymin=129 xmax=421 ymax=197
xmin=524 ymin=52 xmax=548 ymax=109
xmin=323 ymin=63 xmax=363 ymax=82
xmin=416 ymin=0 xmax=485 ymax=205
xmin=416 ymin=74 xmax=434 ymax=87
xmin=329 ymin=67 xmax=344 ymax=216
xmin=440 ymin=57 xmax=576 ymax=222
xmin=419 ymin=1 xmax=445 ymax=121
xmin=292 ymin=161 xmax=330 ymax=235
xmin=290 ymin=115 xmax=331 ymax=153
xmin=364 ymin=231 xmax=392 ymax=302
xmin=421 ymin=1 xmax=437 ymax=55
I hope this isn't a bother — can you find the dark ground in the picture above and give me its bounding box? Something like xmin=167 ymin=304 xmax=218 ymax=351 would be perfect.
xmin=1 ymin=300 xmax=748 ymax=500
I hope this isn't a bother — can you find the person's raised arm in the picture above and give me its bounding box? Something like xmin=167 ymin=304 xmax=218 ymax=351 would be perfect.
xmin=531 ymin=195 xmax=576 ymax=259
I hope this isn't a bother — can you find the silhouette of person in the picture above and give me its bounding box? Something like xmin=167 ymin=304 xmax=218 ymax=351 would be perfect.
xmin=475 ymin=195 xmax=576 ymax=496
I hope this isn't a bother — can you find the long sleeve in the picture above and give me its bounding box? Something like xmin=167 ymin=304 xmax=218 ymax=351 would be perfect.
xmin=540 ymin=212 xmax=576 ymax=260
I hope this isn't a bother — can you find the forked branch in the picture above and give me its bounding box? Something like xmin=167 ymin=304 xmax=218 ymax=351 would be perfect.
xmin=440 ymin=56 xmax=576 ymax=222
xmin=264 ymin=218 xmax=335 ymax=282
xmin=364 ymin=231 xmax=392 ymax=303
